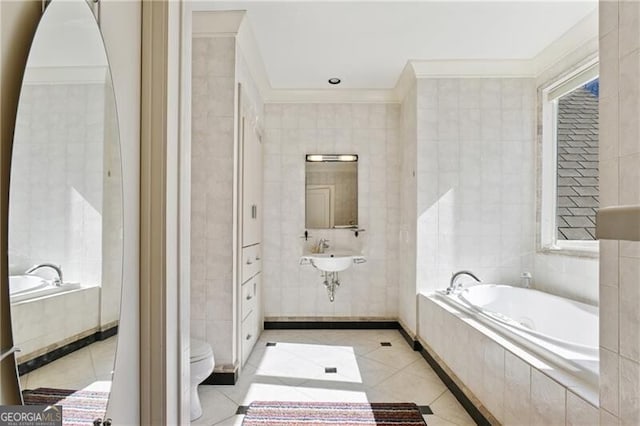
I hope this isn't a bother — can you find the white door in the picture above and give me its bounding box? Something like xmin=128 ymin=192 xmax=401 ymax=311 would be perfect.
xmin=306 ymin=185 xmax=334 ymax=228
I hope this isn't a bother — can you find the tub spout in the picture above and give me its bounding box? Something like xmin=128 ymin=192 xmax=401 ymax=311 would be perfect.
xmin=25 ymin=263 xmax=63 ymax=286
xmin=446 ymin=270 xmax=481 ymax=294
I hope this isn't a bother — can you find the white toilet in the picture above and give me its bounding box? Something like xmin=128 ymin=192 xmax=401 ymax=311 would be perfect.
xmin=190 ymin=338 xmax=215 ymax=421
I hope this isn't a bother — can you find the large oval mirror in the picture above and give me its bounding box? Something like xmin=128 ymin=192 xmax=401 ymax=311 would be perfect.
xmin=8 ymin=0 xmax=122 ymax=421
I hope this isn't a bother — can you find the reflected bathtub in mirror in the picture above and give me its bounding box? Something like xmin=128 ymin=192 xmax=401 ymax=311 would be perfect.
xmin=8 ymin=0 xmax=123 ymax=419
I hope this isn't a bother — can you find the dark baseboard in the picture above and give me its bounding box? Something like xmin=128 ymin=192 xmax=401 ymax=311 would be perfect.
xmin=397 ymin=324 xmax=423 ymax=351
xmin=419 ymin=346 xmax=491 ymax=426
xmin=264 ymin=321 xmax=400 ymax=330
xmin=18 ymin=326 xmax=118 ymax=376
xmin=264 ymin=320 xmax=399 ymax=330
xmin=203 ymin=370 xmax=238 ymax=385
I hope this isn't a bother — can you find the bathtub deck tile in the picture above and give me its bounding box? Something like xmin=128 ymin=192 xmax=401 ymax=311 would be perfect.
xmin=482 ymin=339 xmax=505 ymax=422
xmin=566 ymin=390 xmax=599 ymax=426
xmin=531 ymin=368 xmax=567 ymax=426
xmin=503 ymin=351 xmax=531 ymax=426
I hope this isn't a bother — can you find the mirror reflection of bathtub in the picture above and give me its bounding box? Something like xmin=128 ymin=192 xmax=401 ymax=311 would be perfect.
xmin=6 ymin=0 xmax=123 ymax=418
xmin=10 ymin=272 xmax=108 ymax=379
xmin=9 ymin=275 xmax=81 ymax=304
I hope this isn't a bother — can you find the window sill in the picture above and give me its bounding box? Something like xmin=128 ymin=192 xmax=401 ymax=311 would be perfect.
xmin=539 ymin=244 xmax=599 ymax=259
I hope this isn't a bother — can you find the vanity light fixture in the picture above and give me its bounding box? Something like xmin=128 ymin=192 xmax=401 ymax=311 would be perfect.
xmin=328 ymin=77 xmax=341 ymax=85
xmin=305 ymin=154 xmax=358 ymax=162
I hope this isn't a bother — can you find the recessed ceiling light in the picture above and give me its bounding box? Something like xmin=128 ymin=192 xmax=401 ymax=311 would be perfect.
xmin=328 ymin=78 xmax=341 ymax=85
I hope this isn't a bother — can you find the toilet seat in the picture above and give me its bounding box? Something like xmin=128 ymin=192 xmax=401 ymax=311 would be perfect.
xmin=190 ymin=338 xmax=213 ymax=363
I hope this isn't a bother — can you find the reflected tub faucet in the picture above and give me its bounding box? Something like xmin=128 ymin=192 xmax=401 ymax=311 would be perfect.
xmin=26 ymin=263 xmax=63 ymax=286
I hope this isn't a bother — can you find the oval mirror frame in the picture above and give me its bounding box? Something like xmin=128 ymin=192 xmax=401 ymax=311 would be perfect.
xmin=8 ymin=0 xmax=123 ymax=420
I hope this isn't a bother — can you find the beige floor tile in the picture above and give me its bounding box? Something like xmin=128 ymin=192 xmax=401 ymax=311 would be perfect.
xmin=361 ymin=343 xmax=422 ymax=369
xmin=213 ymin=415 xmax=244 ymax=426
xmin=372 ymin=367 xmax=447 ymax=405
xmin=193 ymin=387 xmax=238 ymax=426
xmin=19 ymin=337 xmax=117 ymax=393
xmin=430 ymin=390 xmax=476 ymax=426
xmin=197 ymin=330 xmax=471 ymax=426
xmin=424 ymin=414 xmax=460 ymax=426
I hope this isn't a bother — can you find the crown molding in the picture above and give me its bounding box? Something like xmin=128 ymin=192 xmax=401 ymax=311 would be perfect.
xmin=393 ymin=62 xmax=417 ymax=102
xmin=236 ymin=17 xmax=271 ymax=103
xmin=409 ymin=59 xmax=535 ymax=78
xmin=195 ymin=8 xmax=597 ymax=105
xmin=192 ymin=10 xmax=244 ymax=37
xmin=532 ymin=9 xmax=598 ymax=78
xmin=262 ymin=88 xmax=398 ymax=104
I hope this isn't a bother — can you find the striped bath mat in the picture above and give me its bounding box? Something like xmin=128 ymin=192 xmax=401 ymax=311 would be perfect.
xmin=23 ymin=388 xmax=108 ymax=425
xmin=242 ymin=401 xmax=427 ymax=425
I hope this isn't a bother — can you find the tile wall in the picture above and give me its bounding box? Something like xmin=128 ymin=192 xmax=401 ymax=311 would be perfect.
xmin=414 ymin=78 xmax=537 ymax=294
xmin=598 ymin=1 xmax=640 ymax=424
xmin=190 ymin=36 xmax=237 ymax=366
xmin=399 ymin=83 xmax=418 ymax=333
xmin=10 ymin=83 xmax=105 ymax=286
xmin=262 ymin=103 xmax=400 ymax=318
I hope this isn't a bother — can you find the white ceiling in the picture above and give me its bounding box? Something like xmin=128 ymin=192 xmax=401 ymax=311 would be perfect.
xmin=203 ymin=1 xmax=597 ymax=90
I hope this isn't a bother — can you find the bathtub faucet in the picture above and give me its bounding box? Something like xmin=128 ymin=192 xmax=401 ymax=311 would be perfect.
xmin=445 ymin=270 xmax=481 ymax=295
xmin=25 ymin=263 xmax=63 ymax=286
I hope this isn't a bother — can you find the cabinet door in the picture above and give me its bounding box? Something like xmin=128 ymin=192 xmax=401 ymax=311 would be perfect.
xmin=254 ymin=128 xmax=263 ymax=244
xmin=242 ymin=117 xmax=262 ymax=247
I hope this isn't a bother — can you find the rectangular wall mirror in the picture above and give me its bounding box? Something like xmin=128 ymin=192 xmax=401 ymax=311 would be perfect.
xmin=305 ymin=154 xmax=358 ymax=229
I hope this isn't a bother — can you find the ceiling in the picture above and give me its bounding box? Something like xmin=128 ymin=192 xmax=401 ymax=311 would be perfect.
xmin=202 ymin=1 xmax=598 ymax=90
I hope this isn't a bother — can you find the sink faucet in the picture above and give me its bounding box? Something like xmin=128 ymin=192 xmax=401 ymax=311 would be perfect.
xmin=445 ymin=270 xmax=480 ymax=295
xmin=315 ymin=238 xmax=330 ymax=254
xmin=26 ymin=263 xmax=63 ymax=286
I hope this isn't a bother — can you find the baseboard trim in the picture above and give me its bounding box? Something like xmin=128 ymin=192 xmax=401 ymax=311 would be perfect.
xmin=203 ymin=369 xmax=238 ymax=385
xmin=18 ymin=326 xmax=118 ymax=376
xmin=264 ymin=320 xmax=399 ymax=330
xmin=418 ymin=345 xmax=492 ymax=426
xmin=397 ymin=324 xmax=422 ymax=351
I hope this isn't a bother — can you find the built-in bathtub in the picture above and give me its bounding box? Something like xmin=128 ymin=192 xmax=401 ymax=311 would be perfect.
xmin=10 ymin=275 xmax=102 ymax=364
xmin=418 ymin=285 xmax=600 ymax=425
xmin=437 ymin=284 xmax=598 ymax=387
xmin=10 ymin=275 xmax=81 ymax=303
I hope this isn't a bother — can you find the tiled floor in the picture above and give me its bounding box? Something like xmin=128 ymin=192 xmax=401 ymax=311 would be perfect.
xmin=19 ymin=336 xmax=116 ymax=393
xmin=193 ymin=329 xmax=475 ymax=426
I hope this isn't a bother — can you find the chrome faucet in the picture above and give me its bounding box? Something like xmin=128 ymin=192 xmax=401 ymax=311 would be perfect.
xmin=445 ymin=270 xmax=480 ymax=295
xmin=315 ymin=238 xmax=330 ymax=254
xmin=26 ymin=263 xmax=63 ymax=286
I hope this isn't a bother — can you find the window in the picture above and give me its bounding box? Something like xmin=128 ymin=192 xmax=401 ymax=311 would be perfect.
xmin=541 ymin=62 xmax=599 ymax=253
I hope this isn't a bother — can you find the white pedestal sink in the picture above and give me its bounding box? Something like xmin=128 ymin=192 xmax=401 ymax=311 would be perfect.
xmin=299 ymin=252 xmax=366 ymax=272
xmin=299 ymin=251 xmax=366 ymax=302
